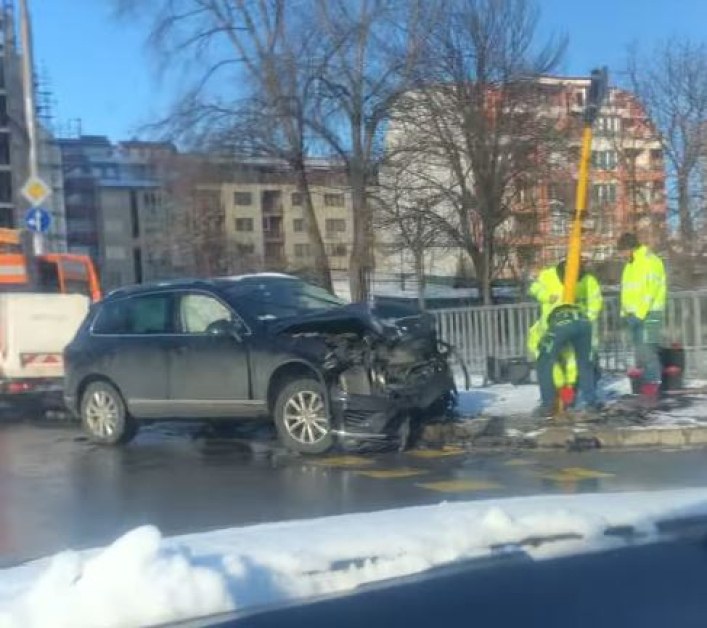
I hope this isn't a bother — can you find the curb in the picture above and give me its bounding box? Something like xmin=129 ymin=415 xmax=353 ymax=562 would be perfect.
xmin=421 ymin=419 xmax=707 ymax=451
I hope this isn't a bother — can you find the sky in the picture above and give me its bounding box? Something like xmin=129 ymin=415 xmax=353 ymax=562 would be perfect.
xmin=30 ymin=0 xmax=707 ymax=142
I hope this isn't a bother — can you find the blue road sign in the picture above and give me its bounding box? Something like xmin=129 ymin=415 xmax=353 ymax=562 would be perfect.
xmin=24 ymin=207 xmax=51 ymax=233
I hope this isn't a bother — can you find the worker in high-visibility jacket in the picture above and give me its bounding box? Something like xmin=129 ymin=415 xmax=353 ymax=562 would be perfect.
xmin=528 ymin=260 xmax=602 ymax=415
xmin=617 ymin=232 xmax=667 ymax=404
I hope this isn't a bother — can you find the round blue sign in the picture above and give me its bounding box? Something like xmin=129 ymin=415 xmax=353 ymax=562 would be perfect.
xmin=24 ymin=207 xmax=51 ymax=233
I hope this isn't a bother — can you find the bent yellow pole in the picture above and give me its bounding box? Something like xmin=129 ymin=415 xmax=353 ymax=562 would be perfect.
xmin=563 ymin=125 xmax=593 ymax=304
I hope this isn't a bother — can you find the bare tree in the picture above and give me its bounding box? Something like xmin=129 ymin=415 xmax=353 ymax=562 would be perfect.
xmin=116 ymin=0 xmax=332 ymax=290
xmin=374 ymin=155 xmax=445 ymax=310
xmin=309 ymin=0 xmax=431 ymax=301
xmin=389 ymin=0 xmax=567 ymax=304
xmin=627 ymin=39 xmax=707 ymax=247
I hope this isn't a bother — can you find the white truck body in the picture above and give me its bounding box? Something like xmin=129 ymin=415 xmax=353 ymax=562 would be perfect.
xmin=0 ymin=293 xmax=90 ymax=382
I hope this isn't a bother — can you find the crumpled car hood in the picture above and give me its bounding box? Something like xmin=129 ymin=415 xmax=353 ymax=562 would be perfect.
xmin=270 ymin=302 xmax=393 ymax=337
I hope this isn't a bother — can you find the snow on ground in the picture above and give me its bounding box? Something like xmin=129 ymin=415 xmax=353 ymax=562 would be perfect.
xmin=456 ymin=375 xmax=632 ymax=418
xmin=456 ymin=375 xmax=707 ymax=428
xmin=3 ymin=489 xmax=707 ymax=627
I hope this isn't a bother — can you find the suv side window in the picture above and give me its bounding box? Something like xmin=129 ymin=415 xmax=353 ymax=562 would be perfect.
xmin=93 ymin=294 xmax=173 ymax=335
xmin=178 ymin=293 xmax=233 ymax=334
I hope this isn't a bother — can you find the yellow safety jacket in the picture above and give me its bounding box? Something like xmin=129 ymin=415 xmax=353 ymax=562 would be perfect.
xmin=620 ymin=245 xmax=667 ymax=320
xmin=528 ymin=266 xmax=603 ymax=387
xmin=529 ymin=267 xmax=603 ymax=325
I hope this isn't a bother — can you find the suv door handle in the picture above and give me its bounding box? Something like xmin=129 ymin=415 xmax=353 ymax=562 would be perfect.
xmin=173 ymin=344 xmax=189 ymax=355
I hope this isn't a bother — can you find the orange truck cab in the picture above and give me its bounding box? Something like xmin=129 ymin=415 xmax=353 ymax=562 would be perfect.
xmin=0 ymin=228 xmax=101 ymax=302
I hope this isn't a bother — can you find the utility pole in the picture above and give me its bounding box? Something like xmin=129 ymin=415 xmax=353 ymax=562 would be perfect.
xmin=562 ymin=67 xmax=609 ymax=303
xmin=18 ymin=0 xmax=42 ymax=254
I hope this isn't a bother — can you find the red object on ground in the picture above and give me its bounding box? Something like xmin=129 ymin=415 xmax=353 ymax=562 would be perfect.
xmin=559 ymin=386 xmax=575 ymax=406
xmin=640 ymin=382 xmax=660 ymax=400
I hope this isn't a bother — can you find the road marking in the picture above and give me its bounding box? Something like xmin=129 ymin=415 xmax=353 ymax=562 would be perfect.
xmin=407 ymin=446 xmax=465 ymax=459
xmin=416 ymin=479 xmax=502 ymax=493
xmin=503 ymin=458 xmax=537 ymax=467
xmin=312 ymin=455 xmax=374 ymax=468
xmin=539 ymin=466 xmax=615 ymax=483
xmin=356 ymin=467 xmax=428 ymax=479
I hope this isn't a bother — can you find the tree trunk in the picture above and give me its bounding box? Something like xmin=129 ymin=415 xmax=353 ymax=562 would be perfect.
xmin=349 ymin=162 xmax=371 ymax=302
xmin=480 ymin=232 xmax=494 ymax=306
xmin=414 ymin=248 xmax=426 ymax=311
xmin=677 ymin=173 xmax=694 ymax=246
xmin=296 ymin=166 xmax=332 ymax=291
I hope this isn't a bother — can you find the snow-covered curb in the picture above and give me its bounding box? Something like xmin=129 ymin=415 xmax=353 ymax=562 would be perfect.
xmin=3 ymin=489 xmax=707 ymax=627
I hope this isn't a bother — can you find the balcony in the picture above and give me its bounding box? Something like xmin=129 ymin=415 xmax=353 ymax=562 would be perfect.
xmin=261 ymin=190 xmax=283 ymax=215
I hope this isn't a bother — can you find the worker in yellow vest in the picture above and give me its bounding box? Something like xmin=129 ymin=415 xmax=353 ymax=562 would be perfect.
xmin=617 ymin=233 xmax=667 ymax=405
xmin=528 ymin=260 xmax=603 ymax=415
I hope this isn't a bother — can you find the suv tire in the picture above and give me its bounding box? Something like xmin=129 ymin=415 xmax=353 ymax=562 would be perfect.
xmin=80 ymin=381 xmax=138 ymax=446
xmin=273 ymin=378 xmax=334 ymax=454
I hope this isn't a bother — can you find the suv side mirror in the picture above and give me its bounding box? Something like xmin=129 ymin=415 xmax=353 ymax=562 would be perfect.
xmin=206 ymin=319 xmax=241 ymax=340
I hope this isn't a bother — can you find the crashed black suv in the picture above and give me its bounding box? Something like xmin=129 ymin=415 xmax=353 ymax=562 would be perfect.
xmin=64 ymin=274 xmax=456 ymax=454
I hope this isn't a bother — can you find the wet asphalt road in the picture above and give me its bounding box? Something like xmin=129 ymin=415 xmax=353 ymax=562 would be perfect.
xmin=3 ymin=419 xmax=707 ymax=567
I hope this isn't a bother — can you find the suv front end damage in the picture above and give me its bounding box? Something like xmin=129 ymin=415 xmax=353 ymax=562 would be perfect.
xmin=275 ymin=303 xmax=457 ymax=451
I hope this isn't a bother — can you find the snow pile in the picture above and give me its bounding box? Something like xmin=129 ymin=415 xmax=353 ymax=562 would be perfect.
xmin=3 ymin=489 xmax=707 ymax=627
xmin=0 ymin=526 xmax=233 ymax=628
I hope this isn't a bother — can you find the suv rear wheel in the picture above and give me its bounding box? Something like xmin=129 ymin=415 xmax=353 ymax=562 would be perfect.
xmin=273 ymin=378 xmax=333 ymax=454
xmin=80 ymin=381 xmax=138 ymax=446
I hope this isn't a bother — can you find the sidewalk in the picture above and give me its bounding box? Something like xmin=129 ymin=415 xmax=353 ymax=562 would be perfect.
xmin=421 ymin=377 xmax=707 ymax=450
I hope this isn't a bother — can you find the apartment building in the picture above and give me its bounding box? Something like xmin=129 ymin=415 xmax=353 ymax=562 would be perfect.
xmin=58 ymin=135 xmax=174 ymax=291
xmin=196 ymin=158 xmax=354 ymax=275
xmin=512 ymin=77 xmax=667 ymax=271
xmin=378 ymin=76 xmax=667 ymax=281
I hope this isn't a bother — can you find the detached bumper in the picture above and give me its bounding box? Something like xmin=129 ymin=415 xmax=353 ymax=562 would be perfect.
xmin=330 ymin=361 xmax=454 ymax=446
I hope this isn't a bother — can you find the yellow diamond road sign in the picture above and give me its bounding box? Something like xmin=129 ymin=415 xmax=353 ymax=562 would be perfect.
xmin=21 ymin=176 xmax=51 ymax=206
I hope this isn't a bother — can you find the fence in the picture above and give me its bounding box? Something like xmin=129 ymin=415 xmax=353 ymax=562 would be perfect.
xmin=432 ymin=291 xmax=707 ymax=379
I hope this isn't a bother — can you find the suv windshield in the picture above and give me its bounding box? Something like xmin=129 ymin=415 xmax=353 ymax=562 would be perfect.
xmin=222 ymin=278 xmax=346 ymax=323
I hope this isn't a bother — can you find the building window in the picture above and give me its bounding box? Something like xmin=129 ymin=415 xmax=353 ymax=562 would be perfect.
xmin=294 ymin=243 xmax=311 ymax=258
xmin=649 ymin=149 xmax=663 ymax=163
xmin=293 ymin=218 xmax=305 ymax=233
xmin=130 ymin=190 xmax=140 ymax=238
xmin=234 ymin=192 xmax=252 ymax=206
xmin=550 ymin=208 xmax=567 ymax=237
xmin=591 ymin=150 xmax=617 ymax=170
xmin=236 ymin=243 xmax=255 ymax=255
xmin=596 ymin=116 xmax=621 ymax=135
xmin=324 ymin=193 xmax=345 ymax=207
xmin=325 ymin=218 xmax=346 ymax=235
xmin=291 ymin=192 xmax=303 ymax=206
xmin=326 ymin=243 xmax=347 ymax=257
xmin=0 ymin=171 xmax=11 ymax=203
xmin=592 ymin=183 xmax=617 ymax=206
xmin=235 ymin=217 xmax=254 ymax=232
xmin=574 ymin=89 xmax=586 ymax=108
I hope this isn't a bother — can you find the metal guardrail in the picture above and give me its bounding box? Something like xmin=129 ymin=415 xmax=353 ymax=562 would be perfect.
xmin=432 ymin=291 xmax=707 ymax=379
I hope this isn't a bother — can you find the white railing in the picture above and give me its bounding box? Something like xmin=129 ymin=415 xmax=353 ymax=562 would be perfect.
xmin=432 ymin=291 xmax=707 ymax=378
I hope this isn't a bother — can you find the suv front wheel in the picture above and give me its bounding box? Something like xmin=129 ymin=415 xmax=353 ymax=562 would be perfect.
xmin=80 ymin=381 xmax=138 ymax=446
xmin=273 ymin=378 xmax=334 ymax=454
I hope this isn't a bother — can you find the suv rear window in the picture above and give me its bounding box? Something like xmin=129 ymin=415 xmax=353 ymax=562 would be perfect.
xmin=93 ymin=294 xmax=172 ymax=335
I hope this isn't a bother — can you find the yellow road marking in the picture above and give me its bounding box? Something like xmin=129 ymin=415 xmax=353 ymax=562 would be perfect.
xmin=504 ymin=458 xmax=537 ymax=467
xmin=312 ymin=455 xmax=374 ymax=468
xmin=416 ymin=479 xmax=502 ymax=493
xmin=356 ymin=467 xmax=427 ymax=479
xmin=407 ymin=446 xmax=465 ymax=459
xmin=539 ymin=466 xmax=614 ymax=482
